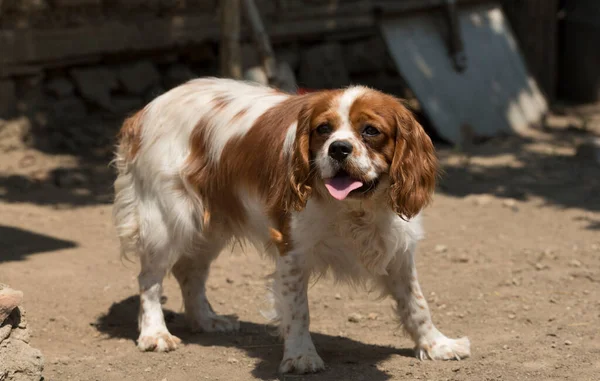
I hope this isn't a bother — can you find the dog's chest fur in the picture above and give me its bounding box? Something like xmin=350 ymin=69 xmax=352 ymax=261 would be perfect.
xmin=290 ymin=199 xmax=423 ymax=282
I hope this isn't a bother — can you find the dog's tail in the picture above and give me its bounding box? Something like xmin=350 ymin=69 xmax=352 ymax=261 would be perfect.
xmin=112 ymin=109 xmax=146 ymax=261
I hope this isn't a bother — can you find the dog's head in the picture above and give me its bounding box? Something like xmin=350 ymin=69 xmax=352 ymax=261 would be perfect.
xmin=289 ymin=87 xmax=438 ymax=219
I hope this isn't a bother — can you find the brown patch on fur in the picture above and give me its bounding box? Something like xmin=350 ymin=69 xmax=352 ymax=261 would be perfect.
xmin=232 ymin=107 xmax=248 ymax=121
xmin=211 ymin=94 xmax=230 ymax=111
xmin=203 ymin=209 xmax=211 ymax=227
xmin=118 ymin=108 xmax=146 ymax=160
xmin=270 ymin=227 xmax=291 ymax=256
xmin=185 ymin=91 xmax=340 ymax=253
xmin=185 ymin=117 xmax=248 ymax=231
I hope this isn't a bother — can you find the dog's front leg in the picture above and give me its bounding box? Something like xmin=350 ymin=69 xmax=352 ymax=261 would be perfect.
xmin=382 ymin=251 xmax=470 ymax=361
xmin=274 ymin=252 xmax=324 ymax=374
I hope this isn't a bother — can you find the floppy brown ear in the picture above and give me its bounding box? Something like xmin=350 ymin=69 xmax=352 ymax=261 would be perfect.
xmin=286 ymin=105 xmax=313 ymax=212
xmin=389 ymin=106 xmax=438 ymax=219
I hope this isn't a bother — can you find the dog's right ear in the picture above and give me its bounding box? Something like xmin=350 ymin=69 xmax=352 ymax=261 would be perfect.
xmin=287 ymin=105 xmax=313 ymax=212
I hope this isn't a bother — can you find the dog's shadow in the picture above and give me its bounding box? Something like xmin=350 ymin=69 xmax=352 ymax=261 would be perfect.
xmin=94 ymin=295 xmax=414 ymax=380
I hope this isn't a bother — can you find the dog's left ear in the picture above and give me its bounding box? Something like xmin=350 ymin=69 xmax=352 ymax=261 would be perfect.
xmin=389 ymin=104 xmax=438 ymax=219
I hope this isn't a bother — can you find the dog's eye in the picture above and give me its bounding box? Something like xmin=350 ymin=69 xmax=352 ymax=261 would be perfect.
xmin=316 ymin=123 xmax=332 ymax=135
xmin=362 ymin=125 xmax=380 ymax=136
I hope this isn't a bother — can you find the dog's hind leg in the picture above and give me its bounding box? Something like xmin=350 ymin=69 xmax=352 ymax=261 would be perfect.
xmin=137 ymin=253 xmax=181 ymax=352
xmin=172 ymin=240 xmax=240 ymax=333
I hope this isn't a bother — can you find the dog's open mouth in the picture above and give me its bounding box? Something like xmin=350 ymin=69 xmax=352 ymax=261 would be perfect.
xmin=324 ymin=170 xmax=379 ymax=200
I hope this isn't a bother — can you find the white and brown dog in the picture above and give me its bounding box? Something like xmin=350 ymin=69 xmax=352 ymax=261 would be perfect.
xmin=112 ymin=78 xmax=470 ymax=374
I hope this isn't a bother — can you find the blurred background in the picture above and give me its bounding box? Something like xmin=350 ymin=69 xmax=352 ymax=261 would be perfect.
xmin=0 ymin=1 xmax=599 ymax=381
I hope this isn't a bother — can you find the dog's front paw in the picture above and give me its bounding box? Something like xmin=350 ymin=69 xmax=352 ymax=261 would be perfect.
xmin=417 ymin=336 xmax=470 ymax=361
xmin=279 ymin=349 xmax=325 ymax=374
xmin=137 ymin=331 xmax=181 ymax=352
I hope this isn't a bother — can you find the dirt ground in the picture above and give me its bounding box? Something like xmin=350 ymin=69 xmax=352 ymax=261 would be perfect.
xmin=1 ymin=110 xmax=600 ymax=381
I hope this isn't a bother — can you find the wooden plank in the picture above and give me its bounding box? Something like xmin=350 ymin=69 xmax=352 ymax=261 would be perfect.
xmin=0 ymin=15 xmax=219 ymax=66
xmin=220 ymin=0 xmax=242 ymax=79
xmin=501 ymin=0 xmax=558 ymax=101
xmin=270 ymin=15 xmax=375 ymax=41
xmin=381 ymin=2 xmax=548 ymax=144
xmin=48 ymin=0 xmax=102 ymax=6
xmin=374 ymin=0 xmax=493 ymax=14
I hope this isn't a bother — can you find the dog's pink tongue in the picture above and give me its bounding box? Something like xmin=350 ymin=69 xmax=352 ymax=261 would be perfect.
xmin=324 ymin=176 xmax=363 ymax=200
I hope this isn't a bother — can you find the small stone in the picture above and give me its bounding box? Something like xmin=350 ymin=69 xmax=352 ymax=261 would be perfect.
xmin=452 ymin=365 xmax=461 ymax=372
xmin=335 ymin=293 xmax=342 ymax=300
xmin=347 ymin=313 xmax=363 ymax=323
xmin=551 ymin=343 xmax=556 ymax=348
xmin=0 ymin=287 xmax=24 ymax=323
xmin=502 ymin=198 xmax=519 ymax=211
xmin=452 ymin=254 xmax=469 ymax=263
xmin=508 ymin=314 xmax=516 ymax=319
xmin=226 ymin=278 xmax=234 ymax=284
xmin=502 ymin=345 xmax=509 ymax=350
xmin=367 ymin=313 xmax=379 ymax=320
xmin=564 ymin=340 xmax=572 ymax=346
xmin=472 ymin=194 xmax=493 ymax=206
xmin=535 ymin=262 xmax=547 ymax=271
xmin=227 ymin=357 xmax=239 ymax=364
xmin=434 ymin=244 xmax=448 ymax=253
xmin=568 ymin=259 xmax=582 ymax=267
xmin=144 ymin=367 xmax=151 ymax=372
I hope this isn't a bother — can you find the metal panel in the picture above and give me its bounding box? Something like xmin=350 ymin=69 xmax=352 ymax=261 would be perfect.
xmin=381 ymin=2 xmax=548 ymax=145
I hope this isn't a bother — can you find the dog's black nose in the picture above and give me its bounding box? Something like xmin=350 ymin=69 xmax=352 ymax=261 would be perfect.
xmin=328 ymin=140 xmax=353 ymax=161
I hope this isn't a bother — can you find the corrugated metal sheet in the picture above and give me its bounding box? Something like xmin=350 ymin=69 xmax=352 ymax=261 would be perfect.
xmin=381 ymin=2 xmax=548 ymax=145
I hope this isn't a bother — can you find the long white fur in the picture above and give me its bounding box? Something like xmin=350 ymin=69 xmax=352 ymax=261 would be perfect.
xmin=113 ymin=78 xmax=470 ymax=374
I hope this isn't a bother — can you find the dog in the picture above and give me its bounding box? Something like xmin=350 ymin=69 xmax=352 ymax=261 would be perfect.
xmin=112 ymin=77 xmax=470 ymax=374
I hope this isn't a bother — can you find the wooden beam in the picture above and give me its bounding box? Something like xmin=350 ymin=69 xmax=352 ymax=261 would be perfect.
xmin=220 ymin=0 xmax=242 ymax=79
xmin=242 ymin=0 xmax=277 ymax=80
xmin=0 ymin=16 xmax=219 ymax=67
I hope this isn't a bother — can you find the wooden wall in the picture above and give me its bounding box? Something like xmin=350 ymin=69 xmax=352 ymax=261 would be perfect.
xmin=502 ymin=0 xmax=559 ymax=101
